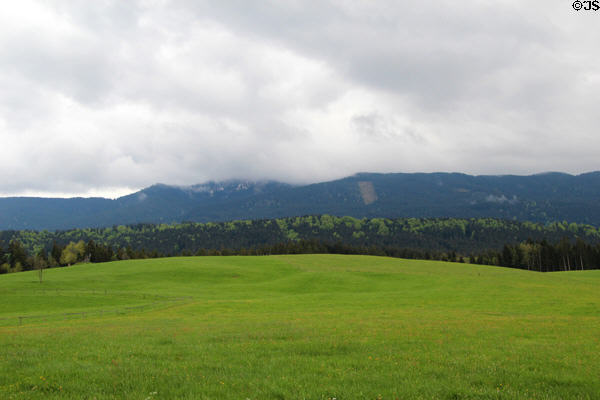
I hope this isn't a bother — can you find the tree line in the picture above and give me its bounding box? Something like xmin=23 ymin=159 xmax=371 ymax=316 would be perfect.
xmin=3 ymin=234 xmax=600 ymax=275
xmin=3 ymin=215 xmax=600 ymax=257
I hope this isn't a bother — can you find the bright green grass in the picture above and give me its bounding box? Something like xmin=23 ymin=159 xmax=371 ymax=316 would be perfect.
xmin=0 ymin=255 xmax=599 ymax=399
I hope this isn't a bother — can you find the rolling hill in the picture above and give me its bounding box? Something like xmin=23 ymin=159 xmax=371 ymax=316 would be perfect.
xmin=1 ymin=255 xmax=599 ymax=398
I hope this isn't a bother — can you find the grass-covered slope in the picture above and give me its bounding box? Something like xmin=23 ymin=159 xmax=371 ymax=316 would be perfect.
xmin=1 ymin=255 xmax=599 ymax=399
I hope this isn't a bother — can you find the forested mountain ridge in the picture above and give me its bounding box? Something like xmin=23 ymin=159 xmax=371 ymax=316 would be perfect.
xmin=2 ymin=172 xmax=600 ymax=230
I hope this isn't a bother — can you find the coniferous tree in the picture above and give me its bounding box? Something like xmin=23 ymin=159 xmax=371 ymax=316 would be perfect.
xmin=8 ymin=240 xmax=29 ymax=270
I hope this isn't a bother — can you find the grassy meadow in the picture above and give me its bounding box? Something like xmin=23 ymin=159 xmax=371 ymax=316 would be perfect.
xmin=0 ymin=255 xmax=599 ymax=399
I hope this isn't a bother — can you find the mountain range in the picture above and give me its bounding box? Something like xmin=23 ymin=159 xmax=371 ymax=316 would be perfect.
xmin=2 ymin=171 xmax=600 ymax=231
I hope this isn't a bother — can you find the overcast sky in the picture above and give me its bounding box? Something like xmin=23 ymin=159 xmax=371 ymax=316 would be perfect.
xmin=1 ymin=1 xmax=599 ymax=198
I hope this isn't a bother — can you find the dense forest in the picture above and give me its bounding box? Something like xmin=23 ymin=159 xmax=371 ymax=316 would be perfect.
xmin=5 ymin=172 xmax=600 ymax=231
xmin=2 ymin=215 xmax=600 ymax=274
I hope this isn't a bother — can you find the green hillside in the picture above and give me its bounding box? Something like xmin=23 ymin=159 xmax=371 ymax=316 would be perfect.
xmin=1 ymin=255 xmax=599 ymax=399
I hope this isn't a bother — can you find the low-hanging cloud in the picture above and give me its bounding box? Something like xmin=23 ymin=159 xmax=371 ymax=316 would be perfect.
xmin=1 ymin=0 xmax=599 ymax=197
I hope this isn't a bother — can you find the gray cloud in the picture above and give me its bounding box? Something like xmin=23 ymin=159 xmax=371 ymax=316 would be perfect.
xmin=1 ymin=0 xmax=599 ymax=197
xmin=485 ymin=194 xmax=519 ymax=205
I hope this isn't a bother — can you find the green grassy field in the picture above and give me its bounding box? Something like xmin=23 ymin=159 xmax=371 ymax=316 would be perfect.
xmin=0 ymin=255 xmax=599 ymax=399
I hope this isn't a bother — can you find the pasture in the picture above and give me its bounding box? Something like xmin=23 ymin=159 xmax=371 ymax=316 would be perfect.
xmin=0 ymin=255 xmax=599 ymax=399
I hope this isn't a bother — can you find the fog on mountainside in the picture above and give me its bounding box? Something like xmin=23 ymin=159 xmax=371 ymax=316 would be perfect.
xmin=1 ymin=172 xmax=600 ymax=231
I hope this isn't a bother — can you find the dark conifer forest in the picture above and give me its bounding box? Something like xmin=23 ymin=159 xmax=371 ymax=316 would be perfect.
xmin=5 ymin=172 xmax=600 ymax=231
xmin=2 ymin=215 xmax=600 ymax=274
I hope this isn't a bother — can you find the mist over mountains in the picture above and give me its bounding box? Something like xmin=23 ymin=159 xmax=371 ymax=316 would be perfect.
xmin=2 ymin=172 xmax=600 ymax=231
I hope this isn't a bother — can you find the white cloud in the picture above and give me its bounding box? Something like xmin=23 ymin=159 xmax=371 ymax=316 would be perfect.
xmin=1 ymin=0 xmax=599 ymax=197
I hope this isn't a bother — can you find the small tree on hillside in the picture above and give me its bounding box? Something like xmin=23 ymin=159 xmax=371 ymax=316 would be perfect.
xmin=34 ymin=250 xmax=48 ymax=283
